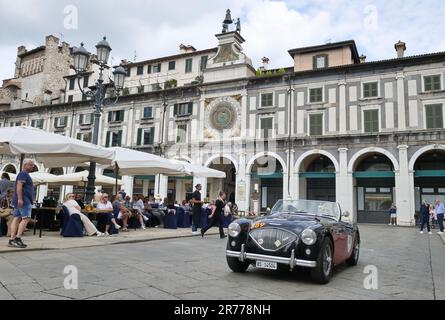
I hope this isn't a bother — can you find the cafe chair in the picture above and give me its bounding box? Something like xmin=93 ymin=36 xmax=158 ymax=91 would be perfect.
xmin=163 ymin=209 xmax=178 ymax=229
xmin=61 ymin=206 xmax=84 ymax=238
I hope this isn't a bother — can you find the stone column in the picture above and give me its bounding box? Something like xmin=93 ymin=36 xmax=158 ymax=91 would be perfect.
xmin=396 ymin=72 xmax=406 ymax=130
xmin=143 ymin=179 xmax=150 ymax=196
xmin=338 ymin=80 xmax=347 ymax=134
xmin=155 ymin=174 xmax=168 ymax=199
xmin=285 ymin=150 xmax=295 ymax=199
xmin=395 ymin=145 xmax=414 ymax=226
xmin=337 ymin=148 xmax=354 ymax=222
xmin=122 ymin=175 xmax=134 ymax=197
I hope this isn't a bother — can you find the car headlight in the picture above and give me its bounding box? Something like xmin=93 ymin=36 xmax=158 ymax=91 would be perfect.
xmin=301 ymin=229 xmax=317 ymax=246
xmin=228 ymin=223 xmax=241 ymax=238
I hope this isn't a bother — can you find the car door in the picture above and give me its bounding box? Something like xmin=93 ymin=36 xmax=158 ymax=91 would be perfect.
xmin=332 ymin=221 xmax=348 ymax=264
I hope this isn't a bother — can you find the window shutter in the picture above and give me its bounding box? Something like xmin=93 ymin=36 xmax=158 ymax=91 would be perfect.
xmin=54 ymin=118 xmax=57 ymax=128
xmin=174 ymin=104 xmax=179 ymax=116
xmin=149 ymin=127 xmax=155 ymax=145
xmin=188 ymin=102 xmax=193 ymax=115
xmin=108 ymin=111 xmax=112 ymax=123
xmin=105 ymin=132 xmax=110 ymax=148
xmin=79 ymin=114 xmax=84 ymax=125
xmin=313 ymin=56 xmax=317 ymax=70
xmin=76 ymin=133 xmax=82 ymax=140
xmin=119 ymin=110 xmax=125 ymax=122
xmin=147 ymin=65 xmax=152 ymax=74
xmin=137 ymin=128 xmax=142 ymax=146
xmin=118 ymin=130 xmax=123 ymax=146
xmin=158 ymin=63 xmax=162 ymax=73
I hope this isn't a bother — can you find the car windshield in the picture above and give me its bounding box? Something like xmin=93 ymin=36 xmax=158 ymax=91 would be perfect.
xmin=271 ymin=200 xmax=341 ymax=220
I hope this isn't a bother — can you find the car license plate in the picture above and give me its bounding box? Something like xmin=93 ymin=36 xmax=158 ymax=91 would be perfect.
xmin=256 ymin=261 xmax=277 ymax=270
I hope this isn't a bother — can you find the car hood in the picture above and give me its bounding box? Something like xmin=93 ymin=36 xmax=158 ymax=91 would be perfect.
xmin=251 ymin=213 xmax=334 ymax=234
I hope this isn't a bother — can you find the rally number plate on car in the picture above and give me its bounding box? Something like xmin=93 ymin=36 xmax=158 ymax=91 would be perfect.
xmin=256 ymin=261 xmax=278 ymax=270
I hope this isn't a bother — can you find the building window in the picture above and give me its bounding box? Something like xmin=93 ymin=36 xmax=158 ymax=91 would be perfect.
xmin=185 ymin=58 xmax=193 ymax=73
xmin=69 ymin=78 xmax=75 ymax=90
xmin=67 ymin=95 xmax=74 ymax=103
xmin=106 ymin=131 xmax=123 ymax=147
xmin=168 ymin=61 xmax=176 ymax=71
xmin=108 ymin=110 xmax=125 ymax=123
xmin=176 ymin=124 xmax=188 ymax=143
xmin=174 ymin=103 xmax=193 ymax=117
xmin=147 ymin=65 xmax=152 ymax=74
xmin=79 ymin=113 xmax=93 ymax=125
xmin=137 ymin=127 xmax=155 ymax=146
xmin=424 ymin=75 xmax=442 ymax=92
xmin=309 ymin=88 xmax=323 ymax=103
xmin=137 ymin=65 xmax=144 ymax=75
xmin=363 ymin=109 xmax=379 ymax=133
xmin=309 ymin=113 xmax=323 ymax=136
xmin=31 ymin=119 xmax=44 ymax=129
xmin=313 ymin=54 xmax=328 ymax=69
xmin=77 ymin=132 xmax=92 ymax=143
xmin=425 ymin=104 xmax=443 ymax=129
xmin=83 ymin=76 xmax=89 ymax=88
xmin=142 ymin=107 xmax=153 ymax=119
xmin=200 ymin=56 xmax=208 ymax=71
xmin=54 ymin=116 xmax=68 ymax=128
xmin=153 ymin=63 xmax=161 ymax=73
xmin=260 ymin=117 xmax=273 ymax=139
xmin=126 ymin=68 xmax=131 ymax=77
xmin=260 ymin=93 xmax=274 ymax=108
xmin=363 ymin=82 xmax=379 ymax=98
xmin=138 ymin=86 xmax=145 ymax=94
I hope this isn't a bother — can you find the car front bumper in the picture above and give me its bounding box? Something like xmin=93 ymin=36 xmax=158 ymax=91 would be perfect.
xmin=226 ymin=244 xmax=317 ymax=269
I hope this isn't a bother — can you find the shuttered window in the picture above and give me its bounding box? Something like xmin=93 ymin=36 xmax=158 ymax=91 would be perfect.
xmin=424 ymin=75 xmax=441 ymax=92
xmin=425 ymin=104 xmax=443 ymax=129
xmin=108 ymin=110 xmax=125 ymax=122
xmin=309 ymin=114 xmax=323 ymax=136
xmin=363 ymin=109 xmax=379 ymax=133
xmin=260 ymin=117 xmax=273 ymax=139
xmin=261 ymin=93 xmax=274 ymax=108
xmin=174 ymin=103 xmax=193 ymax=116
xmin=309 ymin=88 xmax=323 ymax=103
xmin=185 ymin=59 xmax=193 ymax=73
xmin=106 ymin=131 xmax=123 ymax=147
xmin=137 ymin=127 xmax=155 ymax=146
xmin=137 ymin=65 xmax=144 ymax=75
xmin=363 ymin=82 xmax=378 ymax=98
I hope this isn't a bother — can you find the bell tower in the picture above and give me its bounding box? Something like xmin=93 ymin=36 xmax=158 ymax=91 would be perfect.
xmin=203 ymin=9 xmax=255 ymax=83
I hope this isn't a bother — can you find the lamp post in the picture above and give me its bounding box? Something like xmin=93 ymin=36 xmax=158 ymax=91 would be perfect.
xmin=72 ymin=37 xmax=126 ymax=203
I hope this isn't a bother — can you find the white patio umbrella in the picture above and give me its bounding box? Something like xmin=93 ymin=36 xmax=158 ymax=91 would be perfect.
xmin=0 ymin=171 xmax=59 ymax=185
xmin=0 ymin=127 xmax=115 ymax=168
xmin=168 ymin=160 xmax=226 ymax=178
xmin=49 ymin=171 xmax=123 ymax=187
xmin=109 ymin=147 xmax=190 ymax=176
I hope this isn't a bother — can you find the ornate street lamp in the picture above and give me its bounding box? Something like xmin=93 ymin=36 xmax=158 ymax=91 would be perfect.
xmin=72 ymin=36 xmax=126 ymax=203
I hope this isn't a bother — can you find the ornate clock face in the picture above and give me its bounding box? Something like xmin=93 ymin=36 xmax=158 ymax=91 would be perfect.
xmin=210 ymin=102 xmax=236 ymax=131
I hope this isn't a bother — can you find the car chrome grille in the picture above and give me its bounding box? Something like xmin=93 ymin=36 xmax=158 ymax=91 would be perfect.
xmin=249 ymin=228 xmax=297 ymax=252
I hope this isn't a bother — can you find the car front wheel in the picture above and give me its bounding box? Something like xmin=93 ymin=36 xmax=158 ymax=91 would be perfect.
xmin=346 ymin=234 xmax=360 ymax=266
xmin=226 ymin=243 xmax=250 ymax=273
xmin=310 ymin=237 xmax=334 ymax=284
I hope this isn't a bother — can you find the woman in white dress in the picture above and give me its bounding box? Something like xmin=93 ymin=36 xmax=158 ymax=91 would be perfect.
xmin=63 ymin=194 xmax=104 ymax=237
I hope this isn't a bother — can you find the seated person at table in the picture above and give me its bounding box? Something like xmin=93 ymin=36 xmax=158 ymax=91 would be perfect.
xmin=74 ymin=194 xmax=85 ymax=210
xmin=132 ymin=195 xmax=147 ymax=230
xmin=124 ymin=195 xmax=132 ymax=209
xmin=97 ymin=193 xmax=121 ymax=235
xmin=63 ymin=194 xmax=104 ymax=237
xmin=151 ymin=198 xmax=168 ymax=228
xmin=112 ymin=194 xmax=130 ymax=232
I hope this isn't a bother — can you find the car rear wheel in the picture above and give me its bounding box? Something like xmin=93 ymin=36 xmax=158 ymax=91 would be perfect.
xmin=226 ymin=243 xmax=250 ymax=273
xmin=310 ymin=237 xmax=334 ymax=284
xmin=346 ymin=234 xmax=360 ymax=266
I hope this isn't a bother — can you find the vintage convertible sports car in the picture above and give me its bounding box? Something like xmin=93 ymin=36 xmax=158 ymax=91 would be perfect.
xmin=226 ymin=200 xmax=360 ymax=284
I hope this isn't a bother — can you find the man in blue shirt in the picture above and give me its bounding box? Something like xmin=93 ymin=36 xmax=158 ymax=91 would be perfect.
xmin=435 ymin=199 xmax=445 ymax=234
xmin=9 ymin=159 xmax=35 ymax=248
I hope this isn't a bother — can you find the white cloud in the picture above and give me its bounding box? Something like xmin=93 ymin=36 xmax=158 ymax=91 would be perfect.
xmin=0 ymin=0 xmax=444 ymax=81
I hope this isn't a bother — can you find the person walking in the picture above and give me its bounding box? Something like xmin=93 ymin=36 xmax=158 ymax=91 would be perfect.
xmin=388 ymin=204 xmax=397 ymax=226
xmin=435 ymin=199 xmax=445 ymax=235
xmin=420 ymin=200 xmax=432 ymax=234
xmin=8 ymin=159 xmax=35 ymax=248
xmin=191 ymin=184 xmax=203 ymax=235
xmin=201 ymin=191 xmax=227 ymax=239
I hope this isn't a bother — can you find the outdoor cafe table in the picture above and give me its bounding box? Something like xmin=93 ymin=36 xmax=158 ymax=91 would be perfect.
xmin=32 ymin=207 xmax=61 ymax=238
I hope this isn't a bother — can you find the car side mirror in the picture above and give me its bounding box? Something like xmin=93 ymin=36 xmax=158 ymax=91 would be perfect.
xmin=342 ymin=211 xmax=350 ymax=218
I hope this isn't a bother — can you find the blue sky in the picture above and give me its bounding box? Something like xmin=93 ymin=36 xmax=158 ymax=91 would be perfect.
xmin=0 ymin=0 xmax=444 ymax=81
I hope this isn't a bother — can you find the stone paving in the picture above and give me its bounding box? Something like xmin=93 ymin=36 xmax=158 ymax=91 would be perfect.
xmin=0 ymin=225 xmax=444 ymax=300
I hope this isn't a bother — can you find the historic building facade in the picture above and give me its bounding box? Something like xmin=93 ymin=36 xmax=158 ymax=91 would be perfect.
xmin=0 ymin=25 xmax=444 ymax=226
